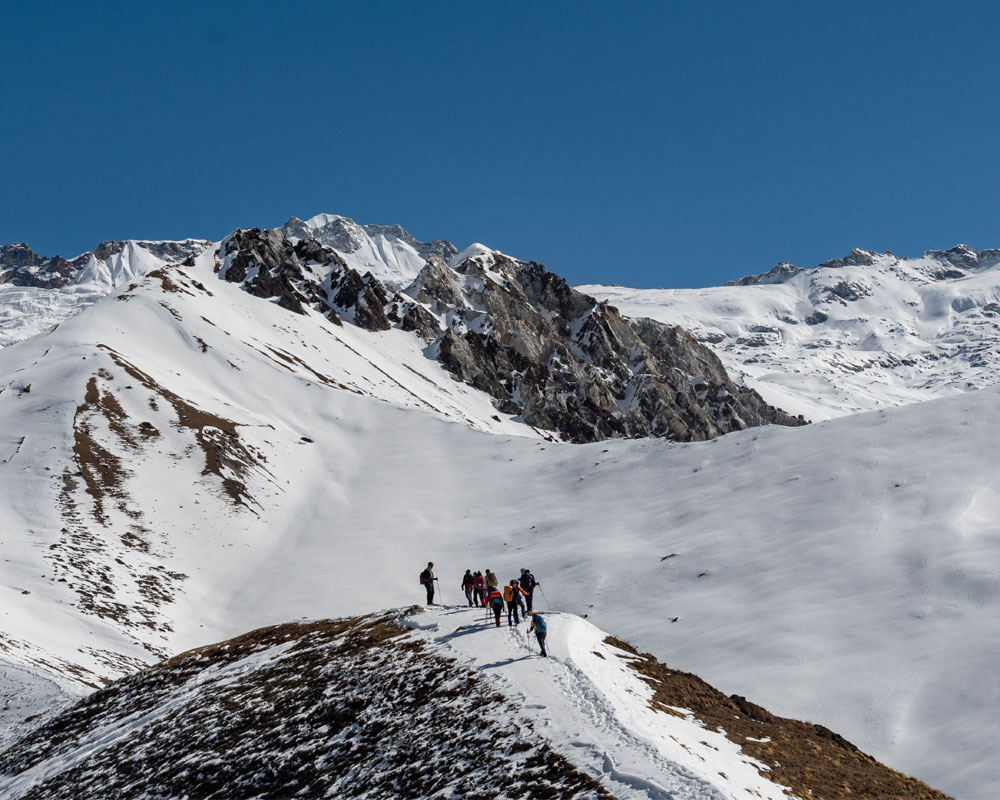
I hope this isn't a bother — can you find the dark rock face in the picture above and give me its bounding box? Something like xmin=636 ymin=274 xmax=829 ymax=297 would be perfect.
xmin=219 ymin=228 xmax=314 ymax=314
xmin=0 ymin=244 xmax=87 ymax=288
xmin=411 ymin=251 xmax=803 ymax=442
xmin=218 ymin=228 xmax=408 ymax=332
xmin=218 ymin=229 xmax=805 ymax=442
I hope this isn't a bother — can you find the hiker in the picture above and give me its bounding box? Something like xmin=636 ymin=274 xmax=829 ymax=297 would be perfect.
xmin=485 ymin=569 xmax=499 ymax=591
xmin=471 ymin=571 xmax=486 ymax=606
xmin=420 ymin=562 xmax=436 ymax=605
xmin=461 ymin=569 xmax=475 ymax=607
xmin=504 ymin=579 xmax=527 ymax=626
xmin=487 ymin=587 xmax=505 ymax=627
xmin=528 ymin=612 xmax=548 ymax=657
xmin=519 ymin=568 xmax=539 ymax=613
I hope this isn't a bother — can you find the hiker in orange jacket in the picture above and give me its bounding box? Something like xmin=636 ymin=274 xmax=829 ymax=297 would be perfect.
xmin=503 ymin=579 xmax=527 ymax=626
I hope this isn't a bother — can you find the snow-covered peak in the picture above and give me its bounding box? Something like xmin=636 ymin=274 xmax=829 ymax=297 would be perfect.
xmin=280 ymin=214 xmax=459 ymax=287
xmin=448 ymin=241 xmax=497 ymax=267
xmin=301 ymin=212 xmax=347 ymax=228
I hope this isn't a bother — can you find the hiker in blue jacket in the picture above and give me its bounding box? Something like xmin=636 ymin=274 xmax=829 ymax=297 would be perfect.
xmin=527 ymin=612 xmax=547 ymax=657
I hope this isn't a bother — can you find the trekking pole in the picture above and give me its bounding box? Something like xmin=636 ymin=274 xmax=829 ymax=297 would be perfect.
xmin=435 ymin=578 xmax=442 ymax=605
xmin=538 ymin=585 xmax=552 ymax=611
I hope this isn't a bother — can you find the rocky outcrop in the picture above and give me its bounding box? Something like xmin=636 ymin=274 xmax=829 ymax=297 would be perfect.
xmin=218 ymin=228 xmax=804 ymax=442
xmin=218 ymin=228 xmax=407 ymax=332
xmin=724 ymin=261 xmax=805 ymax=286
xmin=0 ymin=245 xmax=87 ymax=288
xmin=819 ymin=248 xmax=884 ymax=269
xmin=421 ymin=252 xmax=802 ymax=441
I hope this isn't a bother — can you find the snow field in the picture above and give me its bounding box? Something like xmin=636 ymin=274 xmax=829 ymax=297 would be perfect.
xmin=580 ymin=251 xmax=1000 ymax=422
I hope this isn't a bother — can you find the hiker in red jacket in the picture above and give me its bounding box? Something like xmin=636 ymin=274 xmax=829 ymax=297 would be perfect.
xmin=472 ymin=571 xmax=486 ymax=606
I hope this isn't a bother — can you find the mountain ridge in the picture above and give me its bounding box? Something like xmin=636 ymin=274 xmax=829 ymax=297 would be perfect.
xmin=0 ymin=608 xmax=951 ymax=800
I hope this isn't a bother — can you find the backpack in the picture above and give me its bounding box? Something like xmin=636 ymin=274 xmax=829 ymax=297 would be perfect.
xmin=532 ymin=615 xmax=546 ymax=633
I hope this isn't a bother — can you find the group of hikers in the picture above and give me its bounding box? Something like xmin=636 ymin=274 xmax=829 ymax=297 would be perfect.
xmin=419 ymin=562 xmax=547 ymax=657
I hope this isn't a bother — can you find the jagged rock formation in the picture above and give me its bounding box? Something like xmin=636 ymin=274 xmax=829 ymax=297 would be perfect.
xmin=724 ymin=262 xmax=806 ymax=286
xmin=0 ymin=244 xmax=89 ymax=289
xmin=218 ymin=227 xmax=804 ymax=442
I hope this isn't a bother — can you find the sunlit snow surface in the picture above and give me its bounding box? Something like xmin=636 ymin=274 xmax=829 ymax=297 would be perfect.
xmin=410 ymin=608 xmax=792 ymax=800
xmin=580 ymin=251 xmax=1000 ymax=421
xmin=0 ymin=286 xmax=104 ymax=348
xmin=0 ymin=244 xmax=997 ymax=796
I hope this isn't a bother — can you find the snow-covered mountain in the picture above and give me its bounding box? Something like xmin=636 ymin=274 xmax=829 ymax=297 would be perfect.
xmin=581 ymin=244 xmax=1000 ymax=421
xmin=0 ymin=223 xmax=998 ymax=796
xmin=280 ymin=212 xmax=460 ymax=286
xmin=0 ymin=239 xmax=210 ymax=348
xmin=0 ymin=609 xmax=946 ymax=800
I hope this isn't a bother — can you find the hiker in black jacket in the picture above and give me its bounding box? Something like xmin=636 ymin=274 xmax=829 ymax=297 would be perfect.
xmin=519 ymin=568 xmax=538 ymax=613
xmin=461 ymin=569 xmax=475 ymax=607
xmin=420 ymin=562 xmax=436 ymax=605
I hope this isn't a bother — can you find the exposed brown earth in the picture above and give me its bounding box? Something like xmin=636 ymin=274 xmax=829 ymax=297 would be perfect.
xmin=97 ymin=344 xmax=271 ymax=509
xmin=605 ymin=636 xmax=952 ymax=800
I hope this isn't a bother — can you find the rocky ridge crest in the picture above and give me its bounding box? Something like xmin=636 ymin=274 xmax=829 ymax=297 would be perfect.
xmin=218 ymin=227 xmax=803 ymax=442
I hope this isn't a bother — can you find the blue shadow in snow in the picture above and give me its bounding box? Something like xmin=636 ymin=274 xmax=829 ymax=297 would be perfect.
xmin=479 ymin=656 xmax=534 ymax=670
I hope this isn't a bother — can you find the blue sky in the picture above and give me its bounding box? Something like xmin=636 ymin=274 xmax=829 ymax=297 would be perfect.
xmin=2 ymin=1 xmax=998 ymax=287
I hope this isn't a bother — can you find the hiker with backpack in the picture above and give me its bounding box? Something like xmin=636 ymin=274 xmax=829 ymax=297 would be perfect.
xmin=485 ymin=569 xmax=499 ymax=592
xmin=504 ymin=579 xmax=527 ymax=626
xmin=472 ymin=571 xmax=486 ymax=606
xmin=419 ymin=562 xmax=436 ymax=605
xmin=519 ymin=568 xmax=539 ymax=613
xmin=487 ymin=586 xmax=505 ymax=627
xmin=461 ymin=569 xmax=475 ymax=606
xmin=527 ymin=612 xmax=548 ymax=657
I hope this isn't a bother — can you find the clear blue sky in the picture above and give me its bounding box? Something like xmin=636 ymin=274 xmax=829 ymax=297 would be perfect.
xmin=2 ymin=1 xmax=998 ymax=288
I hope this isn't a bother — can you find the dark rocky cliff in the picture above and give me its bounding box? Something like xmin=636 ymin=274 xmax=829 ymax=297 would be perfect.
xmin=218 ymin=228 xmax=805 ymax=442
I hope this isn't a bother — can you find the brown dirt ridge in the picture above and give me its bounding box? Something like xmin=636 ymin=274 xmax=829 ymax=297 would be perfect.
xmin=604 ymin=636 xmax=952 ymax=800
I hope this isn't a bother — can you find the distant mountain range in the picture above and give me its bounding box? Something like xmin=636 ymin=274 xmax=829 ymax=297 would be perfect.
xmin=582 ymin=244 xmax=1000 ymax=420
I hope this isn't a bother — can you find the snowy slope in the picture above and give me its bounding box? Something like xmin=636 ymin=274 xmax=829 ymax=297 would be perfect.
xmin=0 ymin=239 xmax=210 ymax=349
xmin=580 ymin=245 xmax=1000 ymax=420
xmin=0 ymin=243 xmax=997 ymax=795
